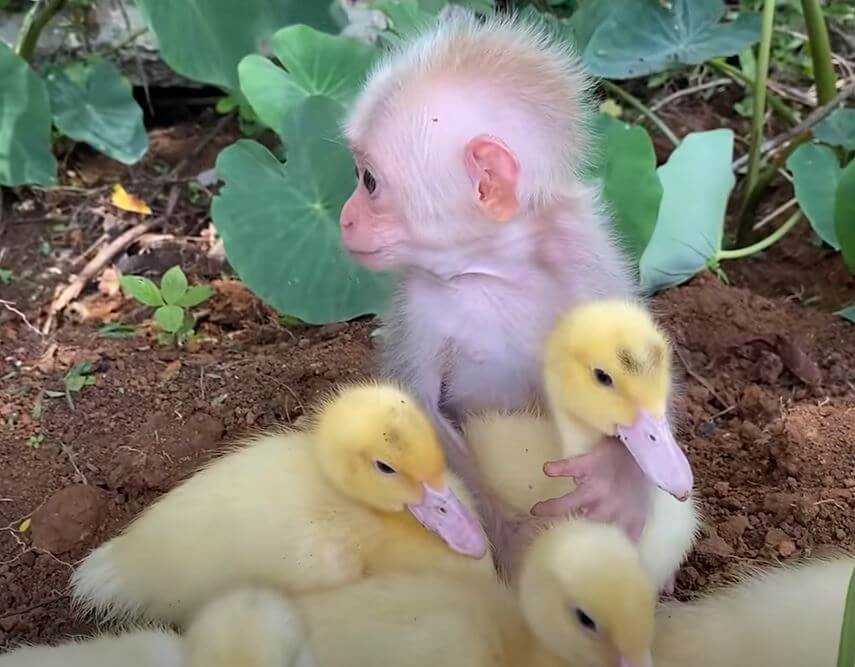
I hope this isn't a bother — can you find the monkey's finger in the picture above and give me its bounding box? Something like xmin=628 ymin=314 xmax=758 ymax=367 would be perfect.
xmin=542 ymin=455 xmax=592 ymax=479
xmin=530 ymin=487 xmax=597 ymax=517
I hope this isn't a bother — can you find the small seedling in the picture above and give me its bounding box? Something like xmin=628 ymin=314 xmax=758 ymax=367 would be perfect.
xmin=0 ymin=268 xmax=12 ymax=284
xmin=63 ymin=362 xmax=96 ymax=410
xmin=26 ymin=433 xmax=44 ymax=449
xmin=119 ymin=266 xmax=213 ymax=346
xmin=97 ymin=322 xmax=136 ymax=338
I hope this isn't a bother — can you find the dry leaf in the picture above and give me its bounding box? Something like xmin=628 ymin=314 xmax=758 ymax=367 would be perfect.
xmin=18 ymin=518 xmax=31 ymax=533
xmin=98 ymin=267 xmax=121 ymax=296
xmin=159 ymin=360 xmax=182 ymax=383
xmin=111 ymin=184 xmax=152 ymax=215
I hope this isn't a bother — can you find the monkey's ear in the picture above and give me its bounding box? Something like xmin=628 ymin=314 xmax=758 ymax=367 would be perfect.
xmin=464 ymin=136 xmax=520 ymax=222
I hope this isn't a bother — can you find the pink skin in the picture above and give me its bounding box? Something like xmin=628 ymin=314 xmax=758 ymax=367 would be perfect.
xmin=339 ymin=89 xmax=651 ymax=572
xmin=406 ymin=482 xmax=488 ymax=559
xmin=531 ymin=437 xmax=654 ymax=542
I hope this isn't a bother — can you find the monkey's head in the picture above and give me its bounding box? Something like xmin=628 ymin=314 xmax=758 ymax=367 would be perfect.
xmin=339 ymin=13 xmax=592 ymax=272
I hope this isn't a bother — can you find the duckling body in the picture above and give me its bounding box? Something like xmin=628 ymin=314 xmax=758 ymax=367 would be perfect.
xmin=71 ymin=384 xmax=490 ymax=625
xmin=464 ymin=410 xmax=697 ymax=591
xmin=464 ymin=300 xmax=698 ymax=591
xmin=654 ymin=558 xmax=854 ymax=667
xmin=0 ymin=630 xmax=181 ymax=667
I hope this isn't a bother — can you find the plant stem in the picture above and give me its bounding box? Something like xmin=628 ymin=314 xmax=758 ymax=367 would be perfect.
xmin=14 ymin=0 xmax=68 ymax=62
xmin=837 ymin=566 xmax=855 ymax=667
xmin=600 ymin=80 xmax=680 ymax=147
xmin=709 ymin=59 xmax=798 ymax=126
xmin=735 ymin=0 xmax=777 ymax=247
xmin=718 ymin=211 xmax=801 ymax=261
xmin=801 ymin=0 xmax=837 ymax=106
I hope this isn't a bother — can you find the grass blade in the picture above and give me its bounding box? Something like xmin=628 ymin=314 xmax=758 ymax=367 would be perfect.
xmin=837 ymin=565 xmax=855 ymax=667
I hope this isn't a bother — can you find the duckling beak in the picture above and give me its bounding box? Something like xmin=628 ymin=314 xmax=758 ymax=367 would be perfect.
xmin=615 ymin=409 xmax=693 ymax=501
xmin=618 ymin=652 xmax=653 ymax=667
xmin=406 ymin=484 xmax=488 ymax=558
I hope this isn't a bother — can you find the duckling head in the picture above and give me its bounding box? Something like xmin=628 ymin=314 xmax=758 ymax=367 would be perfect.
xmin=313 ymin=382 xmax=487 ymax=558
xmin=517 ymin=520 xmax=655 ymax=667
xmin=543 ymin=299 xmax=692 ymax=499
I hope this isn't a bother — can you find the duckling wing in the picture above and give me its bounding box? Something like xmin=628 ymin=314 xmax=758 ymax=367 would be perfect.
xmin=463 ymin=412 xmax=571 ymax=514
xmin=71 ymin=432 xmax=370 ymax=625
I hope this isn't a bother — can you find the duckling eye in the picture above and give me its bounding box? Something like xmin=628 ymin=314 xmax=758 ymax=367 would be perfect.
xmin=374 ymin=460 xmax=397 ymax=475
xmin=593 ymin=368 xmax=613 ymax=387
xmin=573 ymin=608 xmax=598 ymax=633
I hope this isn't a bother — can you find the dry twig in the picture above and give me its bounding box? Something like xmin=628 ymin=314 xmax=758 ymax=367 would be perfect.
xmin=0 ymin=299 xmax=42 ymax=337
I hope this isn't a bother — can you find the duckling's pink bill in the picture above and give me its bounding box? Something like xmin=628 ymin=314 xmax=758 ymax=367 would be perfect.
xmin=619 ymin=652 xmax=653 ymax=667
xmin=616 ymin=410 xmax=693 ymax=501
xmin=407 ymin=484 xmax=488 ymax=558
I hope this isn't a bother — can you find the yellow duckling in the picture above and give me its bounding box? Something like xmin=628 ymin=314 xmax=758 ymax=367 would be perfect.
xmin=206 ymin=520 xmax=656 ymax=667
xmin=71 ymin=382 xmax=489 ymax=625
xmin=464 ymin=299 xmax=697 ymax=590
xmin=184 ymin=587 xmax=312 ymax=667
xmin=0 ymin=631 xmax=181 ymax=667
xmin=653 ymin=557 xmax=855 ymax=667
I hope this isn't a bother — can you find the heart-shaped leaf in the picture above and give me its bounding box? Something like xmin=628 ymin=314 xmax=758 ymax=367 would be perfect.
xmin=787 ymin=143 xmax=841 ymax=250
xmin=211 ymin=96 xmax=393 ymax=324
xmin=135 ymin=0 xmax=337 ymax=92
xmin=640 ymin=129 xmax=735 ymax=293
xmin=239 ymin=25 xmax=377 ymax=138
xmin=588 ymin=113 xmax=662 ymax=261
xmin=813 ymin=108 xmax=855 ymax=151
xmin=0 ymin=42 xmax=56 ymax=186
xmin=834 ymin=158 xmax=855 ymax=274
xmin=155 ymin=305 xmax=185 ymax=333
xmin=581 ymin=0 xmax=761 ymax=79
xmin=45 ymin=58 xmax=147 ymax=165
xmin=160 ymin=266 xmax=188 ymax=306
xmin=179 ymin=285 xmax=214 ymax=308
xmin=119 ymin=275 xmax=164 ymax=307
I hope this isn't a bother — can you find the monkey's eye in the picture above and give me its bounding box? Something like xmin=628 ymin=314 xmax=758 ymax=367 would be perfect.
xmin=593 ymin=368 xmax=613 ymax=387
xmin=362 ymin=169 xmax=377 ymax=195
xmin=374 ymin=460 xmax=397 ymax=475
xmin=573 ymin=608 xmax=598 ymax=633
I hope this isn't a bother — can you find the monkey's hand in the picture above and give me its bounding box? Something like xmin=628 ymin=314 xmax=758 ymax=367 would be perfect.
xmin=529 ymin=436 xmax=653 ymax=542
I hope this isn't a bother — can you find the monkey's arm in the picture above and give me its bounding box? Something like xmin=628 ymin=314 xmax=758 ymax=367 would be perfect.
xmin=530 ymin=436 xmax=653 ymax=543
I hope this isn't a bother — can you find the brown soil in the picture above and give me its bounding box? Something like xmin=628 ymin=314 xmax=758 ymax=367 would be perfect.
xmin=1 ymin=117 xmax=854 ymax=649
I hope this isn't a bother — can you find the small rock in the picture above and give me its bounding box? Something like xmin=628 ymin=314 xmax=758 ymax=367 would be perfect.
xmin=713 ymin=481 xmax=730 ymax=497
xmin=765 ymin=527 xmax=790 ymax=547
xmin=778 ymin=540 xmax=797 ymax=557
xmin=718 ymin=515 xmax=750 ymax=542
xmin=696 ymin=420 xmax=715 ymax=437
xmin=316 ymin=323 xmax=348 ymax=340
xmin=696 ymin=534 xmax=734 ymax=557
xmin=298 ymin=337 xmax=311 ymax=348
xmin=763 ymin=493 xmax=799 ymax=518
xmin=30 ymin=486 xmax=107 ymax=554
xmin=753 ymin=350 xmax=783 ymax=384
xmin=0 ymin=615 xmax=19 ymax=633
xmin=836 ymin=528 xmax=847 ymax=541
xmin=171 ymin=412 xmax=225 ymax=457
xmin=739 ymin=421 xmax=763 ymax=441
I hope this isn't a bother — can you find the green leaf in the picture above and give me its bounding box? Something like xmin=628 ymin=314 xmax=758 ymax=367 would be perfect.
xmin=154 ymin=304 xmax=185 ymax=333
xmin=588 ymin=114 xmax=662 ymax=261
xmin=160 ymin=265 xmax=188 ymax=305
xmin=135 ymin=0 xmax=337 ymax=92
xmin=0 ymin=42 xmax=57 ymax=186
xmin=239 ymin=25 xmax=377 ymax=138
xmin=814 ymin=108 xmax=855 ymax=151
xmin=44 ymin=58 xmax=148 ymax=165
xmin=97 ymin=322 xmax=136 ymax=338
xmin=788 ymin=144 xmax=842 ymax=251
xmin=640 ymin=129 xmax=735 ymax=293
xmin=374 ymin=0 xmax=436 ymax=38
xmin=837 ymin=305 xmax=855 ymax=324
xmin=834 ymin=158 xmax=855 ymax=274
xmin=119 ymin=275 xmax=164 ymax=307
xmin=580 ymin=0 xmax=761 ymax=79
xmin=211 ymin=97 xmax=393 ymax=324
xmin=179 ymin=284 xmax=214 ymax=308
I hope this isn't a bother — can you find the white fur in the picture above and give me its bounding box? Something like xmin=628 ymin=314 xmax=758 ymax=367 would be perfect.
xmin=0 ymin=630 xmax=181 ymax=667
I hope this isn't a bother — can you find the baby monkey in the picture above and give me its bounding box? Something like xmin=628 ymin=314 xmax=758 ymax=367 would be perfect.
xmin=339 ymin=12 xmax=678 ymax=565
